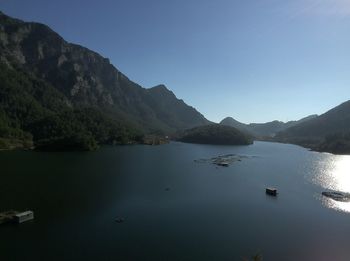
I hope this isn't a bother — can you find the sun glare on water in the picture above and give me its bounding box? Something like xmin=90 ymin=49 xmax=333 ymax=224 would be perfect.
xmin=329 ymin=156 xmax=350 ymax=192
xmin=315 ymin=155 xmax=350 ymax=213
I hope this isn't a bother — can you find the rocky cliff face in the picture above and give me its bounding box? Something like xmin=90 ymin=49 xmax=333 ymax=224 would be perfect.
xmin=0 ymin=11 xmax=209 ymax=133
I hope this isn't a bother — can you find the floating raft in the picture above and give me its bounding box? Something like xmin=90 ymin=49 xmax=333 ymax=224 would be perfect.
xmin=216 ymin=162 xmax=229 ymax=167
xmin=322 ymin=191 xmax=350 ymax=202
xmin=15 ymin=211 xmax=34 ymax=223
xmin=0 ymin=210 xmax=34 ymax=224
xmin=266 ymin=187 xmax=277 ymax=196
xmin=194 ymin=154 xmax=249 ymax=167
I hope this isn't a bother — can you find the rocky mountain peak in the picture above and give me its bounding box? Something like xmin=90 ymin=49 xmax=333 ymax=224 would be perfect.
xmin=0 ymin=11 xmax=210 ymax=134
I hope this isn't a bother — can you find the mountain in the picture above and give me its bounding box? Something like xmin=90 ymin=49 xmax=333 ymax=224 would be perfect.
xmin=285 ymin=114 xmax=319 ymax=127
xmin=177 ymin=124 xmax=253 ymax=145
xmin=219 ymin=117 xmax=249 ymax=133
xmin=248 ymin=120 xmax=287 ymax=137
xmin=145 ymin=84 xmax=210 ymax=132
xmin=0 ymin=11 xmax=209 ymax=150
xmin=220 ymin=115 xmax=317 ymax=138
xmin=275 ymin=101 xmax=350 ymax=153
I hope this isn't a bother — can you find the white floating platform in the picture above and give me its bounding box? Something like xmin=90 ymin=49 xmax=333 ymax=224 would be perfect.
xmin=14 ymin=211 xmax=34 ymax=223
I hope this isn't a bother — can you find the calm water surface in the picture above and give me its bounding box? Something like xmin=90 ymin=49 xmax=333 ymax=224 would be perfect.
xmin=1 ymin=141 xmax=350 ymax=261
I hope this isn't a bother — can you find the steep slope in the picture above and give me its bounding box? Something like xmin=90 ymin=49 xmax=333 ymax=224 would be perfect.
xmin=0 ymin=11 xmax=210 ymax=149
xmin=0 ymin=11 xmax=209 ymax=135
xmin=145 ymin=85 xmax=209 ymax=132
xmin=276 ymin=101 xmax=350 ymax=139
xmin=276 ymin=101 xmax=350 ymax=153
xmin=0 ymin=63 xmax=143 ymax=150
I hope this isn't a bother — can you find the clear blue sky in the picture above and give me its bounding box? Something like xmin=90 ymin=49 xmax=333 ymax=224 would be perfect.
xmin=1 ymin=0 xmax=350 ymax=123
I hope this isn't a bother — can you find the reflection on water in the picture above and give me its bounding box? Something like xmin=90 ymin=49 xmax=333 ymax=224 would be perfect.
xmin=314 ymin=155 xmax=350 ymax=213
xmin=2 ymin=142 xmax=350 ymax=260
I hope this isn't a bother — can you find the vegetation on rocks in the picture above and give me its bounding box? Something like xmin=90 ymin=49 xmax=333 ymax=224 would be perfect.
xmin=177 ymin=124 xmax=253 ymax=145
xmin=0 ymin=11 xmax=210 ymax=151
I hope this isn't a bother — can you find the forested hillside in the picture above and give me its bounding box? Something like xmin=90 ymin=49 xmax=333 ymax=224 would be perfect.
xmin=0 ymin=11 xmax=209 ymax=150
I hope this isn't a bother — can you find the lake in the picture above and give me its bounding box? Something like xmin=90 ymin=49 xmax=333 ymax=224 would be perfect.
xmin=1 ymin=141 xmax=350 ymax=261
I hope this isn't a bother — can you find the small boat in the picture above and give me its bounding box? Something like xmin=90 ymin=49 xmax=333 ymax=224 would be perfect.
xmin=266 ymin=187 xmax=277 ymax=196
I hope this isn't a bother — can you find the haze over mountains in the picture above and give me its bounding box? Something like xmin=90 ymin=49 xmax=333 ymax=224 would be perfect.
xmin=221 ymin=102 xmax=350 ymax=154
xmin=276 ymin=101 xmax=350 ymax=139
xmin=220 ymin=115 xmax=318 ymax=138
xmin=275 ymin=101 xmax=350 ymax=154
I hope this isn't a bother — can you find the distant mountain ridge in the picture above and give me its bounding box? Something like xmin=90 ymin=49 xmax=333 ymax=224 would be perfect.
xmin=1 ymin=11 xmax=349 ymax=153
xmin=277 ymin=101 xmax=350 ymax=139
xmin=275 ymin=101 xmax=350 ymax=153
xmin=220 ymin=115 xmax=317 ymax=138
xmin=0 ymin=11 xmax=210 ymax=149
